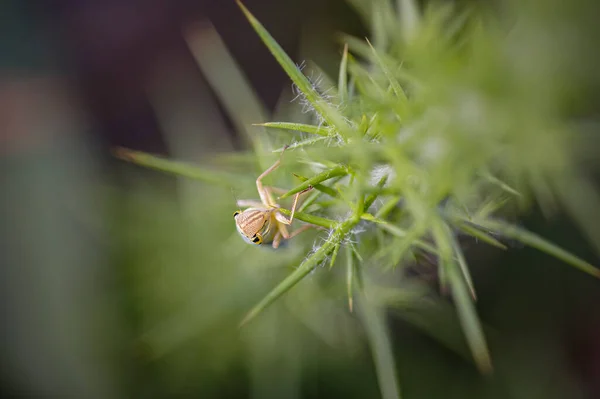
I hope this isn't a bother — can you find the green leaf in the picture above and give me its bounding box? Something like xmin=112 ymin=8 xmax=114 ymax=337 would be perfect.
xmin=361 ymin=214 xmax=438 ymax=254
xmin=278 ymin=208 xmax=338 ymax=230
xmin=346 ymin=244 xmax=355 ymax=311
xmin=297 ymin=176 xmax=344 ymax=212
xmin=329 ymin=242 xmax=341 ymax=269
xmin=279 ymin=165 xmax=349 ymax=199
xmin=477 ymin=218 xmax=600 ymax=278
xmin=112 ymin=147 xmax=245 ymax=186
xmin=456 ymin=222 xmax=508 ymax=250
xmin=256 ymin=122 xmax=330 ymax=137
xmin=375 ymin=196 xmax=401 ymax=218
xmin=338 ymin=33 xmax=373 ymax=61
xmin=366 ymin=38 xmax=407 ymax=101
xmin=338 ymin=43 xmax=349 ymax=104
xmin=450 ymin=234 xmax=477 ymax=300
xmin=480 ymin=171 xmax=522 ymax=197
xmin=431 ymin=220 xmax=492 ymax=374
xmin=293 ymin=173 xmax=340 ymax=199
xmin=240 ymin=218 xmax=359 ymax=326
xmin=364 ymin=176 xmax=389 ymax=211
xmin=272 ymin=136 xmax=328 ymax=152
xmin=237 ymin=1 xmax=352 ymax=138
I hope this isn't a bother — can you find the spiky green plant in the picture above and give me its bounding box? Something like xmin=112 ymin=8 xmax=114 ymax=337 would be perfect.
xmin=115 ymin=0 xmax=600 ymax=396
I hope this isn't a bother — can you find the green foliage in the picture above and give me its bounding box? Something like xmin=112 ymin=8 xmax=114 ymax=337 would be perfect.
xmin=115 ymin=0 xmax=600 ymax=397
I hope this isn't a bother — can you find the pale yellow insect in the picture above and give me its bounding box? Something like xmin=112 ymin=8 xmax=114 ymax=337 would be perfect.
xmin=233 ymin=147 xmax=314 ymax=249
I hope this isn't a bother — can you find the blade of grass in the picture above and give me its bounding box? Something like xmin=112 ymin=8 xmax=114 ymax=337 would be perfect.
xmin=450 ymin=234 xmax=477 ymax=300
xmin=338 ymin=43 xmax=349 ymax=104
xmin=112 ymin=147 xmax=245 ymax=186
xmin=237 ymin=1 xmax=352 ymax=138
xmin=255 ymin=122 xmax=330 ymax=137
xmin=480 ymin=171 xmax=522 ymax=197
xmin=432 ymin=220 xmax=492 ymax=373
xmin=366 ymin=38 xmax=407 ymax=101
xmin=272 ymin=136 xmax=328 ymax=152
xmin=477 ymin=218 xmax=600 ymax=277
xmin=456 ymin=222 xmax=507 ymax=250
xmin=346 ymin=244 xmax=355 ymax=311
xmin=350 ymin=242 xmax=364 ymax=263
xmin=375 ymin=196 xmax=402 ymax=218
xmin=329 ymin=242 xmax=341 ymax=269
xmin=364 ymin=174 xmax=389 ymax=211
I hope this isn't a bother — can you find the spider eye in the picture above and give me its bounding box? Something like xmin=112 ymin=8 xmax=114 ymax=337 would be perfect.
xmin=252 ymin=234 xmax=262 ymax=244
xmin=233 ymin=211 xmax=240 ymax=218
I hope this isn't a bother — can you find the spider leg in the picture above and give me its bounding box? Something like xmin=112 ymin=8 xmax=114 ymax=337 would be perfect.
xmin=272 ymin=231 xmax=283 ymax=249
xmin=274 ymin=186 xmax=314 ymax=225
xmin=265 ymin=186 xmax=288 ymax=195
xmin=273 ymin=222 xmax=316 ymax=247
xmin=236 ymin=199 xmax=264 ymax=208
xmin=256 ymin=146 xmax=289 ymax=207
xmin=277 ymin=221 xmax=290 ymax=239
xmin=287 ymin=224 xmax=315 ymax=239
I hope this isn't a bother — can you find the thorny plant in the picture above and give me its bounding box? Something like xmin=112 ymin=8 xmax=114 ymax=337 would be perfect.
xmin=114 ymin=0 xmax=600 ymax=395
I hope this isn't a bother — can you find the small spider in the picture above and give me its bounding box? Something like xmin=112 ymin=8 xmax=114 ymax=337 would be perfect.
xmin=233 ymin=147 xmax=314 ymax=249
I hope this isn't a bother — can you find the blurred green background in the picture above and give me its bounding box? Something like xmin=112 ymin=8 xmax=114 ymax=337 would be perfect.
xmin=2 ymin=0 xmax=600 ymax=398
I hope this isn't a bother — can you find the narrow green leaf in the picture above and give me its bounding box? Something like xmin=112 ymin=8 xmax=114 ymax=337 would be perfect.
xmin=481 ymin=172 xmax=522 ymax=197
xmin=348 ymin=59 xmax=388 ymax=100
xmin=358 ymin=114 xmax=369 ymax=134
xmin=456 ymin=222 xmax=507 ymax=250
xmin=338 ymin=33 xmax=373 ymax=62
xmin=476 ymin=197 xmax=509 ymax=220
xmin=361 ymin=214 xmax=438 ymax=254
xmin=272 ymin=136 xmax=328 ymax=152
xmin=279 ymin=166 xmax=349 ymax=199
xmin=240 ymin=218 xmax=358 ymax=326
xmin=112 ymin=147 xmax=244 ymax=186
xmin=351 ymin=242 xmax=364 ymax=263
xmin=375 ymin=196 xmax=401 ymax=218
xmin=338 ymin=43 xmax=349 ymax=104
xmin=364 ymin=174 xmax=389 ymax=211
xmin=448 ymin=262 xmax=492 ymax=373
xmin=366 ymin=38 xmax=407 ymax=101
xmin=278 ymin=208 xmax=337 ymax=230
xmin=346 ymin=244 xmax=354 ymax=312
xmin=379 ymin=228 xmax=425 ymax=270
xmin=329 ymin=242 xmax=341 ymax=269
xmin=432 ymin=220 xmax=492 ymax=374
xmin=298 ymin=176 xmax=344 ymax=212
xmin=240 ymin=238 xmax=336 ymax=327
xmin=237 ymin=1 xmax=351 ymax=138
xmin=293 ymin=173 xmax=340 ymax=198
xmin=450 ymin=234 xmax=477 ymax=300
xmin=256 ymin=122 xmax=330 ymax=137
xmin=477 ymin=218 xmax=600 ymax=278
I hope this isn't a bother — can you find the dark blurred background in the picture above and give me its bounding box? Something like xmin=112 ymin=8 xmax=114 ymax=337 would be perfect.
xmin=2 ymin=0 xmax=600 ymax=398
